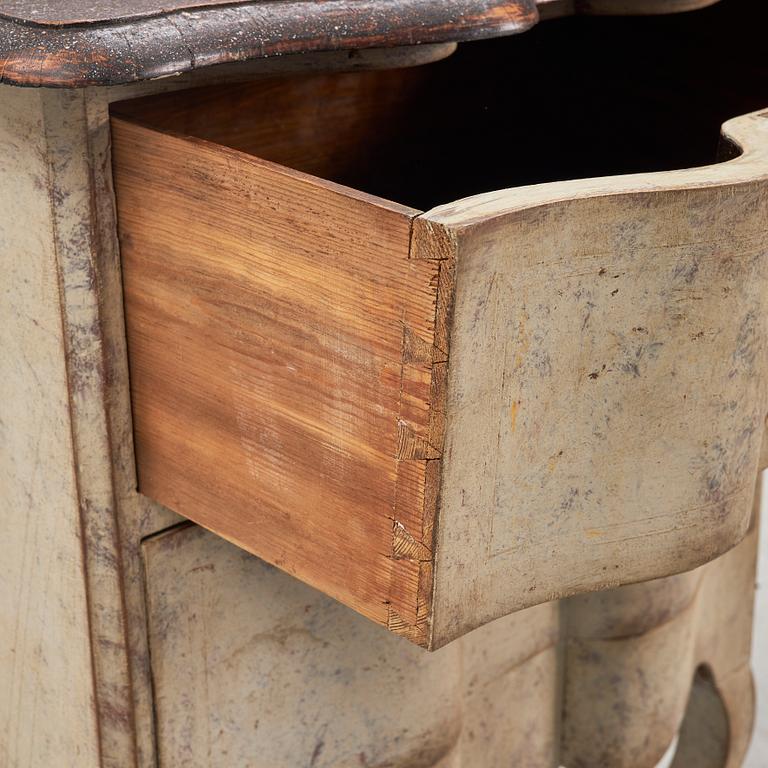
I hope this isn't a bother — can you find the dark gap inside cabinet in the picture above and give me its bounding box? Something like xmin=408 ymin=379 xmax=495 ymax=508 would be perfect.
xmin=112 ymin=0 xmax=768 ymax=212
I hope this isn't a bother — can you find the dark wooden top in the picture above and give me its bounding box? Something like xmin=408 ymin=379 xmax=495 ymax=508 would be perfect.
xmin=0 ymin=0 xmax=538 ymax=88
xmin=1 ymin=0 xmax=257 ymax=25
xmin=0 ymin=0 xmax=720 ymax=88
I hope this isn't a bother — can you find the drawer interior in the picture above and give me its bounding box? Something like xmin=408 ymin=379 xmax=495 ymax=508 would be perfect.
xmin=113 ymin=0 xmax=767 ymax=212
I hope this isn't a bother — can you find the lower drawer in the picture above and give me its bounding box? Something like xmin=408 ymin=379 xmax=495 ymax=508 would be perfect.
xmin=142 ymin=524 xmax=559 ymax=768
xmin=141 ymin=521 xmax=758 ymax=767
xmin=112 ymin=3 xmax=768 ymax=648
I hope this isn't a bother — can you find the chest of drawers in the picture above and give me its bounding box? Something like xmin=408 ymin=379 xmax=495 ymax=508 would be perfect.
xmin=0 ymin=1 xmax=764 ymax=766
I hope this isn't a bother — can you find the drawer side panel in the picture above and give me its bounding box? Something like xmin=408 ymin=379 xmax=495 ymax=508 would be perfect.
xmin=113 ymin=118 xmax=441 ymax=641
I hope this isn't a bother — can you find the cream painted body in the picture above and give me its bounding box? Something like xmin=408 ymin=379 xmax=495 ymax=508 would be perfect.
xmin=425 ymin=112 xmax=768 ymax=645
xmin=141 ymin=508 xmax=759 ymax=768
xmin=0 ymin=44 xmax=763 ymax=768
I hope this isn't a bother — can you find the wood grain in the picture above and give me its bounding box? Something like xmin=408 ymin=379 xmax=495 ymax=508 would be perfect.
xmin=0 ymin=0 xmax=266 ymax=24
xmin=112 ymin=115 xmax=444 ymax=643
xmin=0 ymin=0 xmax=719 ymax=26
xmin=0 ymin=51 xmax=465 ymax=768
xmin=112 ymin=69 xmax=430 ymax=186
xmin=4 ymin=10 xmax=764 ymax=766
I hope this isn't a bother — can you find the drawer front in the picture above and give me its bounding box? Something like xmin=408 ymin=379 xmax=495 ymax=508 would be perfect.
xmin=417 ymin=123 xmax=768 ymax=642
xmin=142 ymin=525 xmax=559 ymax=768
xmin=112 ymin=10 xmax=768 ymax=647
xmin=142 ymin=510 xmax=757 ymax=767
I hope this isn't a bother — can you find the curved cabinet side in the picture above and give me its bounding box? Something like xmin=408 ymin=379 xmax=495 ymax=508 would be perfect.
xmin=417 ymin=109 xmax=768 ymax=647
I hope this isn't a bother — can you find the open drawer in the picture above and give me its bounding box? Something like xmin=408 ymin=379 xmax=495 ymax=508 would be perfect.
xmin=112 ymin=3 xmax=768 ymax=648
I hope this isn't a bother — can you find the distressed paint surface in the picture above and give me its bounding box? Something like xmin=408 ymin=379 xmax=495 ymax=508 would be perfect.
xmin=0 ymin=23 xmax=764 ymax=768
xmin=111 ymin=62 xmax=768 ymax=651
xmin=0 ymin=88 xmax=101 ymax=768
xmin=0 ymin=0 xmax=537 ymax=88
xmin=562 ymin=479 xmax=762 ymax=767
xmin=0 ymin=0 xmax=722 ymax=88
xmin=423 ymin=110 xmax=768 ymax=646
xmin=142 ymin=510 xmax=758 ymax=768
xmin=142 ymin=524 xmax=560 ymax=768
